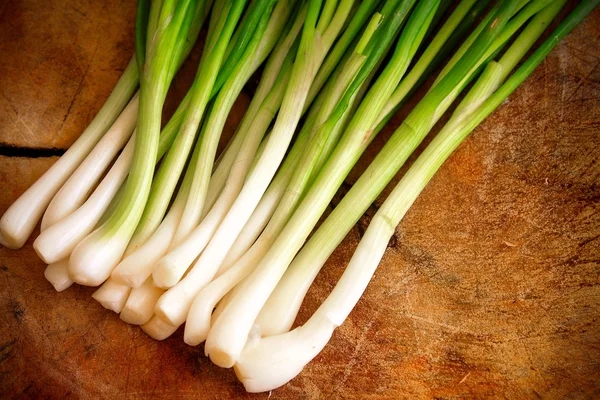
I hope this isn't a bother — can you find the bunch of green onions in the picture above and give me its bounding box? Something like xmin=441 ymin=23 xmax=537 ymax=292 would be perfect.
xmin=1 ymin=0 xmax=596 ymax=393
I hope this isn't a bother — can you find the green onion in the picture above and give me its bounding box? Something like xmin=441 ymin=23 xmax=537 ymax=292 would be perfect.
xmin=234 ymin=1 xmax=596 ymax=391
xmin=92 ymin=277 xmax=132 ymax=313
xmin=6 ymin=0 xmax=597 ymax=392
xmin=199 ymin=3 xmax=308 ymax=222
xmin=117 ymin=0 xmax=296 ymax=289
xmin=154 ymin=0 xmax=356 ymax=332
xmin=126 ymin=0 xmax=252 ymax=253
xmin=205 ymin=0 xmax=439 ymax=368
xmin=120 ymin=277 xmax=165 ymax=325
xmin=39 ymin=94 xmax=139 ymax=231
xmin=153 ymin=0 xmax=290 ymax=272
xmin=141 ymin=314 xmax=180 ymax=340
xmin=43 ymin=259 xmax=73 ymax=292
xmin=110 ymin=169 xmax=193 ymax=288
xmin=1 ymin=0 xmax=213 ymax=250
xmin=32 ymin=3 xmax=210 ymax=265
xmin=152 ymin=47 xmax=295 ymax=289
xmin=68 ymin=0 xmax=199 ymax=286
xmin=184 ymin=13 xmax=382 ymax=345
xmin=255 ymin=0 xmax=561 ymax=336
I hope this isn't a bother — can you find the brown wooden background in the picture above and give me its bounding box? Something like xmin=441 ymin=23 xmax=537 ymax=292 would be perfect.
xmin=1 ymin=1 xmax=599 ymax=398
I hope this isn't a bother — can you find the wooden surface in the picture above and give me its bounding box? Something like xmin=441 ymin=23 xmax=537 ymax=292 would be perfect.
xmin=1 ymin=2 xmax=600 ymax=399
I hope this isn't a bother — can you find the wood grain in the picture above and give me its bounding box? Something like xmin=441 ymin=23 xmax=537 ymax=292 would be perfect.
xmin=1 ymin=2 xmax=599 ymax=399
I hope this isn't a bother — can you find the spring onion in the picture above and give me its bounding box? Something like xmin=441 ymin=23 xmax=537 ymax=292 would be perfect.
xmin=3 ymin=0 xmax=596 ymax=393
xmin=254 ymin=0 xmax=560 ymax=336
xmin=68 ymin=0 xmax=203 ymax=286
xmin=43 ymin=259 xmax=73 ymax=292
xmin=234 ymin=2 xmax=595 ymax=391
xmin=151 ymin=0 xmax=296 ymax=288
xmin=206 ymin=0 xmax=439 ymax=368
xmin=154 ymin=0 xmax=356 ymax=328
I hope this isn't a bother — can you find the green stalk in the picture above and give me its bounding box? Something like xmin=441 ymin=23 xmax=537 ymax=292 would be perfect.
xmin=385 ymin=0 xmax=571 ymax=229
xmin=212 ymin=0 xmax=277 ymax=95
xmin=176 ymin=0 xmax=283 ymax=238
xmin=424 ymin=0 xmax=452 ymax=37
xmin=202 ymin=6 xmax=307 ymax=224
xmin=204 ymin=0 xmax=440 ymax=368
xmin=153 ymin=0 xmax=213 ymax=156
xmin=110 ymin=0 xmax=196 ymax=239
xmin=374 ymin=0 xmax=493 ymax=132
xmin=154 ymin=0 xmax=357 ymax=339
xmin=306 ymin=0 xmax=381 ymax=109
xmin=257 ymin=0 xmax=555 ymax=333
xmin=233 ymin=2 xmax=599 ymax=389
xmin=315 ymin=0 xmax=338 ymax=32
xmin=377 ymin=0 xmax=480 ymax=124
xmin=135 ymin=0 xmax=151 ymax=73
xmin=167 ymin=0 xmax=214 ymax=82
xmin=127 ymin=0 xmax=251 ymax=251
xmin=68 ymin=0 xmax=199 ymax=286
xmin=90 ymin=0 xmax=213 ymax=231
xmin=431 ymin=0 xmax=545 ymax=88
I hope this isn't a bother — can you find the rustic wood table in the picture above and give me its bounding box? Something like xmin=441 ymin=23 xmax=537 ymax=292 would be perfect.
xmin=1 ymin=1 xmax=599 ymax=398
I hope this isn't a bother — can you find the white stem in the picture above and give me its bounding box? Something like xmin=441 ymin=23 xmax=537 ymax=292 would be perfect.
xmin=188 ymin=174 xmax=309 ymax=342
xmin=203 ymin=132 xmax=241 ymax=215
xmin=253 ymin=254 xmax=316 ymax=336
xmin=92 ymin=278 xmax=132 ymax=313
xmin=235 ymin=314 xmax=336 ymax=393
xmin=111 ymin=186 xmax=187 ymax=287
xmin=69 ymin=229 xmax=129 ymax=287
xmin=141 ymin=315 xmax=179 ymax=340
xmin=155 ymin=175 xmax=284 ymax=325
xmin=120 ymin=278 xmax=164 ymax=325
xmin=154 ymin=76 xmax=287 ymax=288
xmin=217 ymin=159 xmax=294 ymax=275
xmin=211 ymin=282 xmax=237 ymax=323
xmin=184 ymin=244 xmax=263 ymax=345
xmin=41 ymin=94 xmax=139 ymax=231
xmin=184 ymin=282 xmax=225 ymax=346
xmin=33 ymin=136 xmax=135 ymax=265
xmin=234 ymin=218 xmax=392 ymax=392
xmin=152 ymin=205 xmax=220 ymax=289
xmin=44 ymin=259 xmax=73 ymax=292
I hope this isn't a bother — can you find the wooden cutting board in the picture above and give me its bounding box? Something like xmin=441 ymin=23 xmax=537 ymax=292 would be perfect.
xmin=1 ymin=1 xmax=599 ymax=398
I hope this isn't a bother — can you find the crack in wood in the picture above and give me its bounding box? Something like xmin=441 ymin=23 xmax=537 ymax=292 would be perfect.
xmin=0 ymin=144 xmax=65 ymax=158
